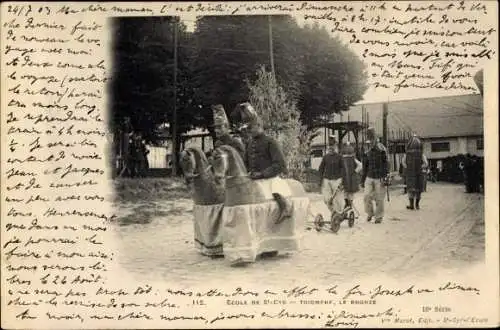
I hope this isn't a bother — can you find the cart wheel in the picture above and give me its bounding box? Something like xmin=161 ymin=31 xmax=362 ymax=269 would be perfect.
xmin=314 ymin=214 xmax=324 ymax=232
xmin=348 ymin=211 xmax=355 ymax=227
xmin=330 ymin=213 xmax=342 ymax=233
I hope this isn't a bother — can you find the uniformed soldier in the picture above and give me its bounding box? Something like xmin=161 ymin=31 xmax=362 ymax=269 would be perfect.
xmin=318 ymin=135 xmax=343 ymax=213
xmin=362 ymin=127 xmax=389 ymax=223
xmin=235 ymin=102 xmax=293 ymax=223
xmin=402 ymin=134 xmax=428 ymax=210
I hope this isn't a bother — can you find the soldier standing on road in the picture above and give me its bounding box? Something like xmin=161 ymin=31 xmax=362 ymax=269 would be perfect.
xmin=318 ymin=135 xmax=344 ymax=214
xmin=212 ymin=104 xmax=246 ymax=159
xmin=340 ymin=141 xmax=363 ymax=212
xmin=361 ymin=127 xmax=389 ymax=223
xmin=402 ymin=134 xmax=428 ymax=210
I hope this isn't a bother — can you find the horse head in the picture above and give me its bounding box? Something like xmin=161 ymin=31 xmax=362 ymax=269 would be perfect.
xmin=180 ymin=147 xmax=211 ymax=185
xmin=210 ymin=145 xmax=248 ymax=184
xmin=181 ymin=147 xmax=225 ymax=205
xmin=179 ymin=149 xmax=196 ymax=185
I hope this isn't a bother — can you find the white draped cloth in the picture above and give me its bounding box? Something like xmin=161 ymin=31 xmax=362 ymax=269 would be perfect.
xmin=192 ymin=204 xmax=224 ymax=256
xmin=222 ymin=197 xmax=309 ymax=264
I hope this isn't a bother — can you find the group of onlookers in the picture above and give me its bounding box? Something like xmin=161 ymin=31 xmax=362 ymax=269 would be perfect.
xmin=115 ymin=118 xmax=150 ymax=178
xmin=318 ymin=130 xmax=432 ymax=224
xmin=459 ymin=154 xmax=483 ymax=193
xmin=318 ymin=128 xmax=393 ymax=224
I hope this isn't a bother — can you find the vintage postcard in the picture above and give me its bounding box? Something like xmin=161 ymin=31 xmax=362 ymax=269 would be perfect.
xmin=1 ymin=1 xmax=498 ymax=328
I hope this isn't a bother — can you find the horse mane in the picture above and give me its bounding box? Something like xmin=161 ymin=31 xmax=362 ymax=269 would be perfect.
xmin=218 ymin=145 xmax=247 ymax=175
xmin=186 ymin=147 xmax=209 ymax=173
xmin=185 ymin=147 xmax=225 ymax=205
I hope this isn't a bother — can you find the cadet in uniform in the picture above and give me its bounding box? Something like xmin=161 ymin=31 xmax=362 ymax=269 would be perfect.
xmin=235 ymin=102 xmax=293 ymax=223
xmin=362 ymin=127 xmax=389 ymax=223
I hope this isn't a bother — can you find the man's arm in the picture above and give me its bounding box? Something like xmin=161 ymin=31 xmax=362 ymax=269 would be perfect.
xmin=381 ymin=148 xmax=389 ymax=177
xmin=354 ymin=158 xmax=363 ymax=174
xmin=422 ymin=154 xmax=429 ymax=168
xmin=232 ymin=137 xmax=246 ymax=157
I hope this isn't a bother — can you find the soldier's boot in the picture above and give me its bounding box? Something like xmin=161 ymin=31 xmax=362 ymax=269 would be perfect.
xmin=416 ymin=198 xmax=420 ymax=210
xmin=406 ymin=198 xmax=415 ymax=210
xmin=273 ymin=193 xmax=293 ymax=224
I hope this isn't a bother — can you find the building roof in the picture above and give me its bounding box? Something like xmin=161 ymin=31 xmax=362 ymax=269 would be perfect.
xmin=345 ymin=93 xmax=483 ymax=139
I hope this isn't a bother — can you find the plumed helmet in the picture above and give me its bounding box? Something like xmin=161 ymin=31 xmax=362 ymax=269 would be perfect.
xmin=236 ymin=102 xmax=260 ymax=125
xmin=212 ymin=104 xmax=229 ymax=127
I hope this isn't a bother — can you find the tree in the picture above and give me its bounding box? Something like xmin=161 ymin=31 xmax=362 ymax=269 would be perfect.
xmin=297 ymin=23 xmax=368 ymax=126
xmin=111 ymin=17 xmax=199 ymax=145
xmin=190 ymin=16 xmax=367 ymax=128
xmin=247 ymin=66 xmax=313 ymax=181
xmin=190 ymin=15 xmax=305 ymax=120
xmin=110 ymin=16 xmax=369 ymax=175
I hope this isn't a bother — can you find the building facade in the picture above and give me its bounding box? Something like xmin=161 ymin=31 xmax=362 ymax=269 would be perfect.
xmin=308 ymin=93 xmax=484 ymax=172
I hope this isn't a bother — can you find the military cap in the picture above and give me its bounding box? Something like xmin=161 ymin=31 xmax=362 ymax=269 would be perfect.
xmin=236 ymin=102 xmax=260 ymax=125
xmin=212 ymin=104 xmax=229 ymax=127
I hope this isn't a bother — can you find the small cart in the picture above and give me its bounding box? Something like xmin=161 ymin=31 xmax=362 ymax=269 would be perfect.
xmin=313 ymin=184 xmax=360 ymax=233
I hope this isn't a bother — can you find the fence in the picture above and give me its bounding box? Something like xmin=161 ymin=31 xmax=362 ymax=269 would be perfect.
xmin=147 ymin=146 xmax=170 ymax=169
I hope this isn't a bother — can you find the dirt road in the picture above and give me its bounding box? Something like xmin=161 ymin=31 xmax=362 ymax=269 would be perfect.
xmin=113 ymin=182 xmax=484 ymax=287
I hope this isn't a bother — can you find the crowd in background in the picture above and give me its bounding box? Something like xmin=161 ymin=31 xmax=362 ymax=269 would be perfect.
xmin=459 ymin=154 xmax=484 ymax=193
xmin=114 ymin=118 xmax=150 ymax=178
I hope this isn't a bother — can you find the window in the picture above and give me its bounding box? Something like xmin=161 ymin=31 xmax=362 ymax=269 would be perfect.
xmin=476 ymin=138 xmax=484 ymax=150
xmin=310 ymin=149 xmax=323 ymax=158
xmin=431 ymin=142 xmax=450 ymax=152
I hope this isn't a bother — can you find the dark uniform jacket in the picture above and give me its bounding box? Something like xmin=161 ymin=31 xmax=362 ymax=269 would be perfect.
xmin=362 ymin=143 xmax=389 ymax=182
xmin=341 ymin=155 xmax=360 ymax=193
xmin=244 ymin=132 xmax=286 ymax=179
xmin=318 ymin=152 xmax=343 ymax=180
xmin=215 ymin=134 xmax=246 ymax=159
